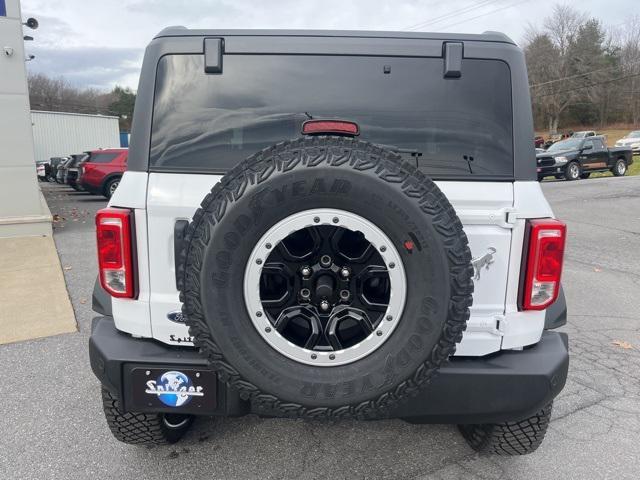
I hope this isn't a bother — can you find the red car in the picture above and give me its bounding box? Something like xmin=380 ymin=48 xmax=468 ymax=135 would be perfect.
xmin=78 ymin=148 xmax=128 ymax=199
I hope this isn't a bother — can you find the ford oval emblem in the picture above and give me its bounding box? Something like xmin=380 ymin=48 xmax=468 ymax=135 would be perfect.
xmin=167 ymin=311 xmax=186 ymax=323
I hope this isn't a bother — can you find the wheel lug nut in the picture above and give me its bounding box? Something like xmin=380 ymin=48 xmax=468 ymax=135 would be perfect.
xmin=301 ymin=266 xmax=312 ymax=277
xmin=340 ymin=290 xmax=350 ymax=301
xmin=320 ymin=299 xmax=330 ymax=311
xmin=311 ymin=353 xmax=317 ymax=360
xmin=376 ymin=330 xmax=383 ymax=336
xmin=300 ymin=288 xmax=311 ymax=301
xmin=340 ymin=267 xmax=350 ymax=278
xmin=320 ymin=255 xmax=332 ymax=268
xmin=329 ymin=354 xmax=335 ymax=360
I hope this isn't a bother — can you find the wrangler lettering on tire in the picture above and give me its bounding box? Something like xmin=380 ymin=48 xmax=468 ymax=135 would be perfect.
xmin=178 ymin=136 xmax=474 ymax=419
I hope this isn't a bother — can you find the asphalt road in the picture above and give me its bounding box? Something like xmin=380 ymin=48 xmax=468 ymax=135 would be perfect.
xmin=1 ymin=177 xmax=639 ymax=479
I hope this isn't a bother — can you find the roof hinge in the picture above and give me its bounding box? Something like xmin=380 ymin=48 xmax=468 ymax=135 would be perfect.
xmin=204 ymin=37 xmax=224 ymax=74
xmin=505 ymin=208 xmax=518 ymax=226
xmin=443 ymin=42 xmax=463 ymax=78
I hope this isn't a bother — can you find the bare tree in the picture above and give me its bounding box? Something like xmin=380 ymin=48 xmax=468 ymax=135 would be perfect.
xmin=27 ymin=73 xmax=114 ymax=115
xmin=615 ymin=16 xmax=640 ymax=124
xmin=526 ymin=4 xmax=588 ymax=133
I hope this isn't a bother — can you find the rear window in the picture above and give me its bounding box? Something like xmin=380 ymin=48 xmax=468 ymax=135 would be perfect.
xmin=150 ymin=54 xmax=513 ymax=179
xmin=89 ymin=153 xmax=119 ymax=164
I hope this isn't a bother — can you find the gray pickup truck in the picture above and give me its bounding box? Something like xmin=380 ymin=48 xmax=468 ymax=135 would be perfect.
xmin=537 ymin=135 xmax=633 ymax=181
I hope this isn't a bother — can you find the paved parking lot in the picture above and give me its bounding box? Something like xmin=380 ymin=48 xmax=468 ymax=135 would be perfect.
xmin=1 ymin=177 xmax=639 ymax=479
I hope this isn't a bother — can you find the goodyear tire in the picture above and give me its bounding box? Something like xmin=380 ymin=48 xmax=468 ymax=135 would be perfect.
xmin=179 ymin=137 xmax=474 ymax=419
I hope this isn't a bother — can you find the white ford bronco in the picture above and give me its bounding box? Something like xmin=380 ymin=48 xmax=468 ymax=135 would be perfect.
xmin=89 ymin=28 xmax=569 ymax=455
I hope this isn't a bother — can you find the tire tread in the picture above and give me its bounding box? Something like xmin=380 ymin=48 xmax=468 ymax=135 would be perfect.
xmin=178 ymin=136 xmax=474 ymax=419
xmin=101 ymin=387 xmax=189 ymax=445
xmin=458 ymin=403 xmax=553 ymax=455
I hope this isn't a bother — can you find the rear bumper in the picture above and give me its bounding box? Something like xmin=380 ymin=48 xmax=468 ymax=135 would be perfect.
xmin=89 ymin=316 xmax=568 ymax=423
xmin=66 ymin=171 xmax=78 ymax=184
xmin=396 ymin=331 xmax=568 ymax=423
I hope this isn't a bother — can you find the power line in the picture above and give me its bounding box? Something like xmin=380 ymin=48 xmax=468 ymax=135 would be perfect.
xmin=531 ymin=72 xmax=640 ymax=98
xmin=436 ymin=0 xmax=531 ymax=30
xmin=530 ymin=60 xmax=640 ymax=88
xmin=404 ymin=0 xmax=501 ymax=31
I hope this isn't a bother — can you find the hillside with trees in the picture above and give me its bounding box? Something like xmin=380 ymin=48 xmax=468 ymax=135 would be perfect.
xmin=28 ymin=74 xmax=135 ymax=131
xmin=525 ymin=5 xmax=640 ymax=133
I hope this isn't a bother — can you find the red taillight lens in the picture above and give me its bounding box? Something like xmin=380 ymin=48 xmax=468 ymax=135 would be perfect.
xmin=96 ymin=208 xmax=136 ymax=298
xmin=520 ymin=219 xmax=566 ymax=310
xmin=301 ymin=120 xmax=359 ymax=136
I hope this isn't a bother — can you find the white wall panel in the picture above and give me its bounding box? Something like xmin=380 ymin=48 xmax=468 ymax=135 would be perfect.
xmin=30 ymin=111 xmax=120 ymax=161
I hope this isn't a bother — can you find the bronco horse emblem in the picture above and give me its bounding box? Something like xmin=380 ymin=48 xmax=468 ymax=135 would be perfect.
xmin=472 ymin=247 xmax=497 ymax=280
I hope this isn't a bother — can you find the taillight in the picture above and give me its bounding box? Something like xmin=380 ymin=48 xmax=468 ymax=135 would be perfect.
xmin=96 ymin=208 xmax=136 ymax=298
xmin=520 ymin=219 xmax=566 ymax=310
xmin=302 ymin=119 xmax=359 ymax=136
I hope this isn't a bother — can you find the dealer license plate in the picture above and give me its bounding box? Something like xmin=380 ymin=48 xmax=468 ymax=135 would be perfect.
xmin=130 ymin=367 xmax=216 ymax=413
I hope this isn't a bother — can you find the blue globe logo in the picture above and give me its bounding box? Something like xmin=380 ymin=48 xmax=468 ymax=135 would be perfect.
xmin=155 ymin=371 xmax=193 ymax=407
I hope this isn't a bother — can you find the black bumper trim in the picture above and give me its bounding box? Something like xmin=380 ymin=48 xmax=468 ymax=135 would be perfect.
xmin=89 ymin=317 xmax=568 ymax=423
xmin=92 ymin=278 xmax=112 ymax=317
xmin=396 ymin=331 xmax=568 ymax=423
xmin=544 ymin=284 xmax=567 ymax=330
xmin=89 ymin=317 xmax=247 ymax=416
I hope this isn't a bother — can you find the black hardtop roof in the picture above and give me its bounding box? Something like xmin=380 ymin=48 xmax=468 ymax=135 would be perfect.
xmin=128 ymin=26 xmax=535 ymax=180
xmin=154 ymin=27 xmax=515 ymax=45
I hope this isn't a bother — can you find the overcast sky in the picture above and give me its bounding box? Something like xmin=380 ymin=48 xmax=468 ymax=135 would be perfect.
xmin=21 ymin=0 xmax=635 ymax=91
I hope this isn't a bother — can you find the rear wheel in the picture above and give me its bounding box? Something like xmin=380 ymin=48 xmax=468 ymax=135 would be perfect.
xmin=104 ymin=177 xmax=121 ymax=199
xmin=458 ymin=403 xmax=553 ymax=455
xmin=101 ymin=387 xmax=193 ymax=445
xmin=564 ymin=162 xmax=580 ymax=181
xmin=612 ymin=158 xmax=627 ymax=176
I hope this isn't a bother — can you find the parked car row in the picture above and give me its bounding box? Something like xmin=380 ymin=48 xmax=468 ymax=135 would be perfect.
xmin=536 ymin=135 xmax=633 ymax=181
xmin=36 ymin=148 xmax=128 ymax=199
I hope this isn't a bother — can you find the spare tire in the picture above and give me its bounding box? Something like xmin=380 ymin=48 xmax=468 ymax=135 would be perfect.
xmin=179 ymin=136 xmax=473 ymax=419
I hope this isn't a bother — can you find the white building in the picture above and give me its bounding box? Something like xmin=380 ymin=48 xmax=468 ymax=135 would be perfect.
xmin=31 ymin=110 xmax=120 ymax=161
